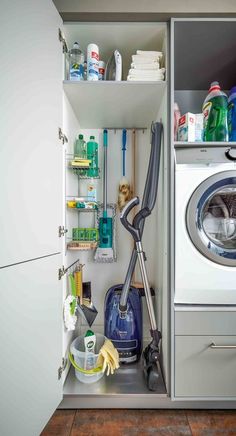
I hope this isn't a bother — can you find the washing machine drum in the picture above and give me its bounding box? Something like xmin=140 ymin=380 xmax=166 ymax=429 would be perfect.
xmin=186 ymin=170 xmax=236 ymax=266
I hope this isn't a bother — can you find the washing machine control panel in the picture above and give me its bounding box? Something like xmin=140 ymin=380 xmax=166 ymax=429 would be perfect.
xmin=175 ymin=146 xmax=236 ymax=166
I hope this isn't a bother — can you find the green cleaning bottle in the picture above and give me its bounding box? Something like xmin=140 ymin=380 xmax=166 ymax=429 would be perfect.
xmin=87 ymin=136 xmax=98 ymax=177
xmin=74 ymin=134 xmax=87 ymax=158
xmin=202 ymin=81 xmax=228 ymax=142
xmin=74 ymin=134 xmax=87 ymax=175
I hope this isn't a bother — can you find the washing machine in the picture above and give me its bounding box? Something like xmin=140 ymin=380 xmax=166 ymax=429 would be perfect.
xmin=175 ymin=146 xmax=236 ymax=305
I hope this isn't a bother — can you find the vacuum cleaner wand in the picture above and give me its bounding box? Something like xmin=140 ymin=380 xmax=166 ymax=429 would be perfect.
xmin=119 ymin=122 xmax=163 ymax=312
xmin=120 ymin=197 xmax=159 ymax=336
xmin=120 ymin=194 xmax=162 ymax=390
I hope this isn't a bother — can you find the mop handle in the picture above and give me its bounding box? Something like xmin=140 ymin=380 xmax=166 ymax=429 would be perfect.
xmin=122 ymin=129 xmax=127 ymax=177
xmin=103 ymin=129 xmax=108 ymax=215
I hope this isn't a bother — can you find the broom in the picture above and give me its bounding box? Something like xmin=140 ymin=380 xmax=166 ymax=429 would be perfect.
xmin=94 ymin=129 xmax=114 ymax=262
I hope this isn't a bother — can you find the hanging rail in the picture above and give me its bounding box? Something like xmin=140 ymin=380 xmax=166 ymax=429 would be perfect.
xmin=64 ymin=258 xmax=81 ymax=275
xmin=103 ymin=127 xmax=147 ymax=134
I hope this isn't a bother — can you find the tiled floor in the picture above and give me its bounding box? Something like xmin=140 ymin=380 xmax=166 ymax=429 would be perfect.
xmin=41 ymin=409 xmax=236 ymax=435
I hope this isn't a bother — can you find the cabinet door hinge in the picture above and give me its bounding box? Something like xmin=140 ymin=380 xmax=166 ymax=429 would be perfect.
xmin=58 ymin=266 xmax=65 ymax=280
xmin=58 ymin=357 xmax=67 ymax=380
xmin=58 ymin=225 xmax=68 ymax=237
xmin=58 ymin=28 xmax=68 ymax=53
xmin=59 ymin=127 xmax=68 ymax=144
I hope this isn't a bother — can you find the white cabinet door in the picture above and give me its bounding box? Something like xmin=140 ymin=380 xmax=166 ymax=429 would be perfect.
xmin=0 ymin=255 xmax=63 ymax=436
xmin=0 ymin=0 xmax=63 ymax=267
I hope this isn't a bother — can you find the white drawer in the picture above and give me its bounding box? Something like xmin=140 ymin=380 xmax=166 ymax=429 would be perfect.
xmin=175 ymin=335 xmax=236 ymax=397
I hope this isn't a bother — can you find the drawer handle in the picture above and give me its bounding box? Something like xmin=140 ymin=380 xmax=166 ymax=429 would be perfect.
xmin=210 ymin=342 xmax=236 ymax=349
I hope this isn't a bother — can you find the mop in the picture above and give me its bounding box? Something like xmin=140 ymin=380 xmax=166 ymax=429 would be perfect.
xmin=94 ymin=129 xmax=115 ymax=262
xmin=118 ymin=129 xmax=132 ymax=211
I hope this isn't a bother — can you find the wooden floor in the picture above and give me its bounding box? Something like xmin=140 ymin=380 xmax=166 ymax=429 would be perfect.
xmin=41 ymin=409 xmax=236 ymax=435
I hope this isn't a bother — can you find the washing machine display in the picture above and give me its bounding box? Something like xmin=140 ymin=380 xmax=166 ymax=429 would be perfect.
xmin=187 ymin=171 xmax=236 ymax=266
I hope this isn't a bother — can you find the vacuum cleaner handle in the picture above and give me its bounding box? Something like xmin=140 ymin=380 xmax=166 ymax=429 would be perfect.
xmin=120 ymin=196 xmax=140 ymax=242
xmin=120 ymin=197 xmax=152 ymax=242
xmin=133 ymin=207 xmax=151 ymax=231
xmin=119 ymin=122 xmax=163 ymax=312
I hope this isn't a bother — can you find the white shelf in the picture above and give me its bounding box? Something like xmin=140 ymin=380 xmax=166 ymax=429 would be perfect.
xmin=63 ymin=81 xmax=166 ymax=128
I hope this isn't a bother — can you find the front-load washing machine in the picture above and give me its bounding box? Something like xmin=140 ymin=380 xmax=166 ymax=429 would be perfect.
xmin=175 ymin=146 xmax=236 ymax=305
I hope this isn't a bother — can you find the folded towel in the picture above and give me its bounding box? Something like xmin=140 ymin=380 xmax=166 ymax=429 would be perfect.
xmin=132 ymin=55 xmax=161 ymax=64
xmin=136 ymin=50 xmax=163 ymax=56
xmin=127 ymin=76 xmax=165 ymax=81
xmin=128 ymin=71 xmax=165 ymax=80
xmin=131 ymin=62 xmax=160 ymax=70
xmin=129 ymin=68 xmax=165 ymax=75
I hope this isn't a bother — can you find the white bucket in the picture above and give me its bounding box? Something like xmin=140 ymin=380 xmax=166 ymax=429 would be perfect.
xmin=70 ymin=333 xmax=105 ymax=384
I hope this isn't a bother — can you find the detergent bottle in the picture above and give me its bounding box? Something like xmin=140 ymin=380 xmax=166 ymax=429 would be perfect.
xmin=87 ymin=136 xmax=98 ymax=177
xmin=228 ymin=86 xmax=236 ymax=141
xmin=202 ymin=81 xmax=228 ymax=142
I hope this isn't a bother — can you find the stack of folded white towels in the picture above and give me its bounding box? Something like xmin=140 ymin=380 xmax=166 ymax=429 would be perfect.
xmin=127 ymin=50 xmax=165 ymax=81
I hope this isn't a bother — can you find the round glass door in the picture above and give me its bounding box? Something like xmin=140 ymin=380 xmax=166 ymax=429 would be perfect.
xmin=186 ymin=171 xmax=236 ymax=266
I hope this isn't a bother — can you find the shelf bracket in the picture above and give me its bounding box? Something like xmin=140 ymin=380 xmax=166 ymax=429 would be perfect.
xmin=58 ymin=127 xmax=68 ymax=144
xmin=58 ymin=28 xmax=68 ymax=53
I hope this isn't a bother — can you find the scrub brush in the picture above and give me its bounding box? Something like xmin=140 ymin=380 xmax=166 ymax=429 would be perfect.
xmin=63 ymin=274 xmax=77 ymax=331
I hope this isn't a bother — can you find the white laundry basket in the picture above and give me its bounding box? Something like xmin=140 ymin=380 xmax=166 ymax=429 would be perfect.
xmin=69 ymin=333 xmax=105 ymax=384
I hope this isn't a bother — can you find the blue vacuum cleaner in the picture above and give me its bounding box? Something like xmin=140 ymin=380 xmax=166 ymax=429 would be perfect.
xmin=104 ymin=122 xmax=163 ymax=388
xmin=105 ymin=285 xmax=142 ymax=363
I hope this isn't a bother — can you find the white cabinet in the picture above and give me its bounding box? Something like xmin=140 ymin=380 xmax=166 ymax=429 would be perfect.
xmin=1 ymin=1 xmax=170 ymax=434
xmin=0 ymin=0 xmax=63 ymax=267
xmin=0 ymin=255 xmax=63 ymax=436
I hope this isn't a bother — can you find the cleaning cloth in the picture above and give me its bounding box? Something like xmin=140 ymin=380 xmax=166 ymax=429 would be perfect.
xmin=97 ymin=339 xmax=120 ymax=375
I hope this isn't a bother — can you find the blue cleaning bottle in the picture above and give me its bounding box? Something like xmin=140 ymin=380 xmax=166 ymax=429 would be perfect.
xmin=228 ymin=86 xmax=236 ymax=141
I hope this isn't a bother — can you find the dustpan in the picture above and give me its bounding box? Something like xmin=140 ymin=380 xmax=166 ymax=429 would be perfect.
xmin=77 ymin=302 xmax=98 ymax=327
xmin=77 ymin=275 xmax=98 ymax=327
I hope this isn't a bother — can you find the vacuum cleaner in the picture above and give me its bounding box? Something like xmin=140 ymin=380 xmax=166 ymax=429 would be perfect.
xmin=104 ymin=122 xmax=163 ymax=390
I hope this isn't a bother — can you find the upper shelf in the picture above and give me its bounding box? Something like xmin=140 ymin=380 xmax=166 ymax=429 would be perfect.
xmin=63 ymin=81 xmax=166 ymax=128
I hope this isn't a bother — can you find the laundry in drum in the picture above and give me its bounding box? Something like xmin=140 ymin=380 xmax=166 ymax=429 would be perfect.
xmin=203 ymin=191 xmax=236 ymax=245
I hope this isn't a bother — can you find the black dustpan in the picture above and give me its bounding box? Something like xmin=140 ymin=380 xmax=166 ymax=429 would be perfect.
xmin=77 ymin=302 xmax=98 ymax=327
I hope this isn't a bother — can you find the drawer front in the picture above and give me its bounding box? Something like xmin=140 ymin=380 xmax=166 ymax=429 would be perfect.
xmin=175 ymin=311 xmax=236 ymax=336
xmin=175 ymin=335 xmax=236 ymax=397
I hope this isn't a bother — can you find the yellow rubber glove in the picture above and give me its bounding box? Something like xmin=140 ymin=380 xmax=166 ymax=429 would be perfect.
xmin=97 ymin=339 xmax=120 ymax=376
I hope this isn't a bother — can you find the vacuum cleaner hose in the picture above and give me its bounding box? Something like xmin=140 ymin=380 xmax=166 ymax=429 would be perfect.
xmin=119 ymin=122 xmax=163 ymax=312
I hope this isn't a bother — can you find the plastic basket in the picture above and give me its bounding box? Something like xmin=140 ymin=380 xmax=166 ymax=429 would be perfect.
xmin=69 ymin=333 xmax=105 ymax=384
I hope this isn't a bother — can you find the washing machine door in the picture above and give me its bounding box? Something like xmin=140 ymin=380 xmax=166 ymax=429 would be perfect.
xmin=186 ymin=170 xmax=236 ymax=266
